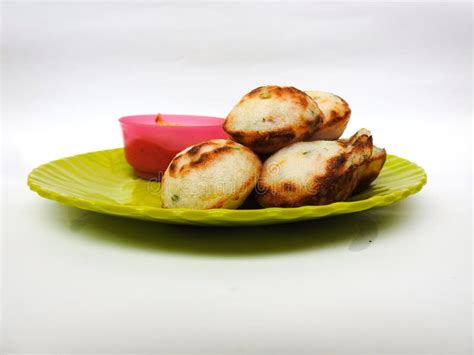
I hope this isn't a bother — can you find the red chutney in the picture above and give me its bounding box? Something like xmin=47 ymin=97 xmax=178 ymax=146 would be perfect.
xmin=124 ymin=139 xmax=177 ymax=180
xmin=119 ymin=114 xmax=228 ymax=180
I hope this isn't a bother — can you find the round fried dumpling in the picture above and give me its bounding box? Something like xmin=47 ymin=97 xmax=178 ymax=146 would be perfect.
xmin=305 ymin=90 xmax=351 ymax=140
xmin=256 ymin=129 xmax=373 ymax=207
xmin=161 ymin=139 xmax=262 ymax=209
xmin=224 ymin=86 xmax=324 ymax=154
xmin=354 ymin=145 xmax=386 ymax=193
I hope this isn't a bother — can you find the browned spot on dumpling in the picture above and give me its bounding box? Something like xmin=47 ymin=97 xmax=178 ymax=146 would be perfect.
xmin=224 ymin=86 xmax=323 ymax=153
xmin=168 ymin=161 xmax=177 ymax=177
xmin=161 ymin=139 xmax=262 ymax=209
xmin=256 ymin=129 xmax=373 ymax=208
xmin=187 ymin=144 xmax=203 ymax=156
xmin=226 ymin=127 xmax=298 ymax=154
xmin=283 ymin=182 xmax=296 ymax=192
xmin=329 ymin=154 xmax=347 ymax=171
xmin=168 ymin=141 xmax=247 ymax=178
xmin=353 ymin=147 xmax=387 ymax=193
xmin=305 ymin=90 xmax=352 ymax=141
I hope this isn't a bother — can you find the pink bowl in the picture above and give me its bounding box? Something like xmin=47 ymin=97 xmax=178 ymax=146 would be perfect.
xmin=119 ymin=114 xmax=228 ymax=180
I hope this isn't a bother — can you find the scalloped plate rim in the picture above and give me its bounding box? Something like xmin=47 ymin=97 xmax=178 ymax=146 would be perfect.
xmin=27 ymin=148 xmax=427 ymax=226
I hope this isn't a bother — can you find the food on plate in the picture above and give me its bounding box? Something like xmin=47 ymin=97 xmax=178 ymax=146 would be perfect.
xmin=121 ymin=84 xmax=387 ymax=210
xmin=223 ymin=86 xmax=323 ymax=154
xmin=255 ymin=129 xmax=373 ymax=208
xmin=354 ymin=145 xmax=387 ymax=193
xmin=305 ymin=90 xmax=351 ymax=140
xmin=161 ymin=139 xmax=262 ymax=209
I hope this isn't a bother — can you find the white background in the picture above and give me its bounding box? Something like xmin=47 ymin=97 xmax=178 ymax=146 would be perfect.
xmin=2 ymin=2 xmax=472 ymax=354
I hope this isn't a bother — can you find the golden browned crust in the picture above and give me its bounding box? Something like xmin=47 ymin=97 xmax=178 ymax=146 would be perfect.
xmin=224 ymin=86 xmax=323 ymax=154
xmin=257 ymin=158 xmax=360 ymax=207
xmin=256 ymin=132 xmax=373 ymax=207
xmin=353 ymin=148 xmax=387 ymax=193
xmin=333 ymin=95 xmax=351 ymax=122
xmin=226 ymin=126 xmax=300 ymax=155
xmin=243 ymin=86 xmax=310 ymax=107
xmin=225 ymin=117 xmax=320 ymax=154
xmin=306 ymin=91 xmax=351 ymax=141
xmin=168 ymin=140 xmax=258 ymax=178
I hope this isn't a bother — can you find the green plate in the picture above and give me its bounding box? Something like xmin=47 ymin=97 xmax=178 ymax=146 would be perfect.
xmin=28 ymin=148 xmax=427 ymax=226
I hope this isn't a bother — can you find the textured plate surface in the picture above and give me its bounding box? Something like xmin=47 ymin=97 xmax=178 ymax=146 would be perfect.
xmin=28 ymin=148 xmax=427 ymax=226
